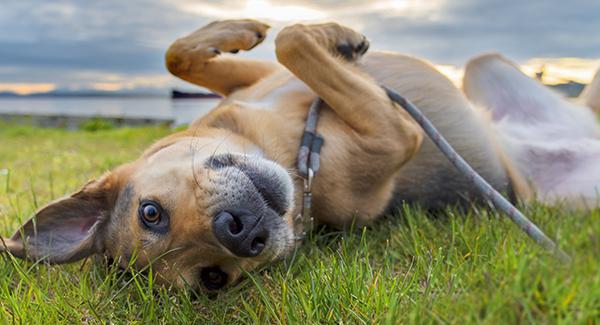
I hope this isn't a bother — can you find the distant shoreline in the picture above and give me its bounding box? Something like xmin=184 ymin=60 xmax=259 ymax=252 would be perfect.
xmin=0 ymin=81 xmax=585 ymax=99
xmin=0 ymin=89 xmax=221 ymax=99
xmin=0 ymin=93 xmax=168 ymax=99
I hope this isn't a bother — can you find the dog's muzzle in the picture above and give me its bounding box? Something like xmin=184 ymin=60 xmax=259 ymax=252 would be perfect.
xmin=205 ymin=153 xmax=294 ymax=258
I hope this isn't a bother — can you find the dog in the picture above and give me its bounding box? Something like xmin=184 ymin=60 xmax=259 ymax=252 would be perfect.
xmin=580 ymin=69 xmax=600 ymax=113
xmin=2 ymin=19 xmax=599 ymax=291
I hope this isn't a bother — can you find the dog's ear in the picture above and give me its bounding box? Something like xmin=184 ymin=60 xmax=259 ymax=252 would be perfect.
xmin=580 ymin=68 xmax=600 ymax=113
xmin=0 ymin=172 xmax=119 ymax=264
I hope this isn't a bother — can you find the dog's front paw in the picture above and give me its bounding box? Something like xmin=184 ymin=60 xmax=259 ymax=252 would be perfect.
xmin=277 ymin=22 xmax=369 ymax=61
xmin=203 ymin=19 xmax=270 ymax=54
xmin=173 ymin=19 xmax=270 ymax=59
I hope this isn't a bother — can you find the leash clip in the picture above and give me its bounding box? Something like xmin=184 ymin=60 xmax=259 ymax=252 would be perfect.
xmin=301 ymin=168 xmax=314 ymax=235
xmin=294 ymin=168 xmax=315 ymax=241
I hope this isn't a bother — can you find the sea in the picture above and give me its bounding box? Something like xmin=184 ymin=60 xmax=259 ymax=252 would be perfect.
xmin=0 ymin=97 xmax=221 ymax=127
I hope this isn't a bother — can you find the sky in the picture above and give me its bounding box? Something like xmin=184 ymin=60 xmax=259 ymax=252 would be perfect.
xmin=0 ymin=0 xmax=599 ymax=94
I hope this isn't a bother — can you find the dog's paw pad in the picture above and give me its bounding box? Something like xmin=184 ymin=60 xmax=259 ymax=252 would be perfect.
xmin=336 ymin=37 xmax=369 ymax=61
xmin=336 ymin=43 xmax=354 ymax=60
xmin=356 ymin=39 xmax=369 ymax=55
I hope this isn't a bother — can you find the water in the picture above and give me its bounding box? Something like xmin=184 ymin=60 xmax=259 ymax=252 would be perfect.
xmin=0 ymin=97 xmax=221 ymax=126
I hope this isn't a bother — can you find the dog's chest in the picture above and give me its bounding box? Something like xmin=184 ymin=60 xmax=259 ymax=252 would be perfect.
xmin=234 ymin=77 xmax=314 ymax=111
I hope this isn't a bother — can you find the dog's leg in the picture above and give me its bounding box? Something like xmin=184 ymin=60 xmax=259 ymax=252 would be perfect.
xmin=275 ymin=23 xmax=424 ymax=225
xmin=579 ymin=68 xmax=600 ymax=113
xmin=166 ymin=19 xmax=280 ymax=95
xmin=464 ymin=53 xmax=599 ymax=138
xmin=275 ymin=23 xmax=422 ymax=146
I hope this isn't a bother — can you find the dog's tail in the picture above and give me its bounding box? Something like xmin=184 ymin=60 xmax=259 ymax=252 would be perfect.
xmin=579 ymin=67 xmax=600 ymax=113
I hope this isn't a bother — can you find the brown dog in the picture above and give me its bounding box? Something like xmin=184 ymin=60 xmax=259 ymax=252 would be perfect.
xmin=2 ymin=19 xmax=599 ymax=291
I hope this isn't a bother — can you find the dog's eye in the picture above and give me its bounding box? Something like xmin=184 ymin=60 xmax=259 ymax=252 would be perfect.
xmin=138 ymin=200 xmax=169 ymax=234
xmin=199 ymin=266 xmax=228 ymax=290
xmin=141 ymin=202 xmax=161 ymax=223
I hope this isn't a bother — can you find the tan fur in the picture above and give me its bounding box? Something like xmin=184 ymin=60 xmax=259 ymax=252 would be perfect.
xmin=2 ymin=20 xmax=593 ymax=291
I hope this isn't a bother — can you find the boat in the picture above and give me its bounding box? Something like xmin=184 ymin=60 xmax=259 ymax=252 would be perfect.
xmin=171 ymin=90 xmax=221 ymax=99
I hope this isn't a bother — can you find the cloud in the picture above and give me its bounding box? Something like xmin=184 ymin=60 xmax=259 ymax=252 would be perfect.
xmin=0 ymin=0 xmax=598 ymax=91
xmin=360 ymin=0 xmax=600 ymax=64
xmin=0 ymin=0 xmax=204 ymax=72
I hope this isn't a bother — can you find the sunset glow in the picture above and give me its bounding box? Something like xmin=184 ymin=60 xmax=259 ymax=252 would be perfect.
xmin=0 ymin=83 xmax=56 ymax=95
xmin=1 ymin=1 xmax=598 ymax=95
xmin=180 ymin=0 xmax=446 ymax=23
xmin=4 ymin=58 xmax=598 ymax=95
xmin=435 ymin=58 xmax=599 ymax=88
xmin=524 ymin=58 xmax=600 ymax=85
xmin=183 ymin=0 xmax=327 ymax=22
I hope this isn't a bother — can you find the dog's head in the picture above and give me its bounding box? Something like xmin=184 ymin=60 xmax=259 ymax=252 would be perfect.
xmin=1 ymin=129 xmax=296 ymax=291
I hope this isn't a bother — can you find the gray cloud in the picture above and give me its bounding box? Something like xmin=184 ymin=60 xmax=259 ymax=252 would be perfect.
xmin=361 ymin=0 xmax=600 ymax=64
xmin=0 ymin=0 xmax=598 ymax=89
xmin=0 ymin=0 xmax=210 ymax=77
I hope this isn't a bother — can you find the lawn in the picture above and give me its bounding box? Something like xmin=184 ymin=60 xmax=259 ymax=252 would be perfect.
xmin=0 ymin=122 xmax=598 ymax=323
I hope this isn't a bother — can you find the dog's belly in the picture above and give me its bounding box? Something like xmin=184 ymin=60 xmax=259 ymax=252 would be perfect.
xmin=495 ymin=116 xmax=600 ymax=209
xmin=242 ymin=78 xmax=313 ymax=110
xmin=229 ymin=71 xmax=315 ymax=112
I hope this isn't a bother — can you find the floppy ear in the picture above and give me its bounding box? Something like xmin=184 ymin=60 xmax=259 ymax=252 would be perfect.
xmin=579 ymin=68 xmax=600 ymax=113
xmin=0 ymin=173 xmax=117 ymax=264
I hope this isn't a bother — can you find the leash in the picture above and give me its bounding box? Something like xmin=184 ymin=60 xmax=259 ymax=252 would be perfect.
xmin=383 ymin=87 xmax=571 ymax=263
xmin=295 ymin=86 xmax=571 ymax=263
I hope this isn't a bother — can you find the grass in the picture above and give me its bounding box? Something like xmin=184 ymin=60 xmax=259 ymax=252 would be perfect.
xmin=0 ymin=122 xmax=598 ymax=323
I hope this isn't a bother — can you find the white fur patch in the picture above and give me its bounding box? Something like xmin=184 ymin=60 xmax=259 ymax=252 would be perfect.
xmin=240 ymin=78 xmax=312 ymax=110
xmin=465 ymin=54 xmax=600 ymax=207
xmin=496 ymin=122 xmax=600 ymax=206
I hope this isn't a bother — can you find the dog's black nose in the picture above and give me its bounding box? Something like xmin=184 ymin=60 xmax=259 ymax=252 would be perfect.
xmin=212 ymin=210 xmax=269 ymax=257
